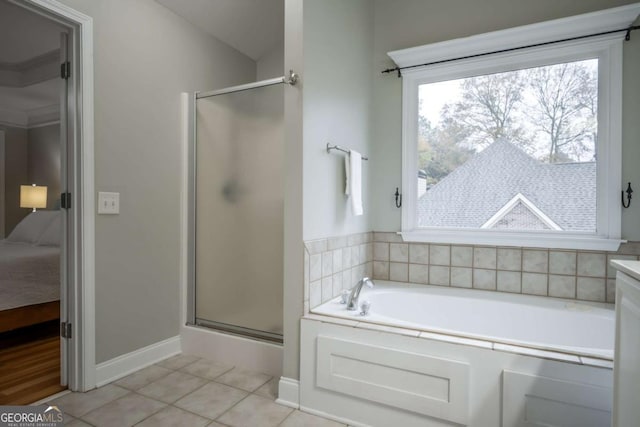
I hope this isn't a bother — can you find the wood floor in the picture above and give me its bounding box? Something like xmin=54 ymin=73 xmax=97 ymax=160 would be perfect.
xmin=0 ymin=321 xmax=66 ymax=404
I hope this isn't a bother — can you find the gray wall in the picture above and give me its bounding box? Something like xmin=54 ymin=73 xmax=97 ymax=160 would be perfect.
xmin=257 ymin=44 xmax=284 ymax=80
xmin=57 ymin=0 xmax=256 ymax=363
xmin=302 ymin=0 xmax=374 ymax=241
xmin=282 ymin=0 xmax=374 ymax=381
xmin=28 ymin=124 xmax=60 ymax=210
xmin=370 ymin=0 xmax=640 ymax=240
xmin=1 ymin=125 xmax=28 ymax=235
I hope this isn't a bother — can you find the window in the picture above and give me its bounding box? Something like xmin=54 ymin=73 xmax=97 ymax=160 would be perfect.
xmin=391 ymin=8 xmax=633 ymax=250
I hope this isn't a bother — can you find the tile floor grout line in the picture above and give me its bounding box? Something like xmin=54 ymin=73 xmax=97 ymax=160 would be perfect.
xmin=176 ymin=364 xmax=237 ymax=383
xmin=276 ymin=407 xmax=297 ymax=426
xmin=78 ymin=390 xmax=167 ymax=427
xmin=212 ymin=392 xmax=254 ymax=423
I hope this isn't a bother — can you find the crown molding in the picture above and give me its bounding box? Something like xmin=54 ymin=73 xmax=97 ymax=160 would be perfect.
xmin=388 ymin=3 xmax=640 ymax=68
xmin=0 ymin=49 xmax=59 ymax=87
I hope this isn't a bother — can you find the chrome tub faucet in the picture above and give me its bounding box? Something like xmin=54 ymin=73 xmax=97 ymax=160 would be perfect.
xmin=347 ymin=277 xmax=374 ymax=311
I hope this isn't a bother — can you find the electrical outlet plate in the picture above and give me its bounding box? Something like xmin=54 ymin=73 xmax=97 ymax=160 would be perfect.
xmin=98 ymin=192 xmax=119 ymax=214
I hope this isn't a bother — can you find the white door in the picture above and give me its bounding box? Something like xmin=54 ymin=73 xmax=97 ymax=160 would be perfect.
xmin=612 ymin=270 xmax=640 ymax=426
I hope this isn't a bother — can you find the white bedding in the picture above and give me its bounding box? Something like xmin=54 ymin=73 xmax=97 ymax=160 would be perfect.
xmin=0 ymin=241 xmax=60 ymax=311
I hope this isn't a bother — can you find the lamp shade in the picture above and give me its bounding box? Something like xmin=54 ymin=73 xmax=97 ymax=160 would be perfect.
xmin=20 ymin=184 xmax=47 ymax=211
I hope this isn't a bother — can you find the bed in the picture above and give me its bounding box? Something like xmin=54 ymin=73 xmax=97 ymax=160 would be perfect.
xmin=0 ymin=211 xmax=61 ymax=333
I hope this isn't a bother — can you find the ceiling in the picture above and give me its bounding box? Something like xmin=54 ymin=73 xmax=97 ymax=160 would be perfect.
xmin=0 ymin=1 xmax=63 ymax=127
xmin=0 ymin=0 xmax=66 ymax=64
xmin=156 ymin=0 xmax=284 ymax=61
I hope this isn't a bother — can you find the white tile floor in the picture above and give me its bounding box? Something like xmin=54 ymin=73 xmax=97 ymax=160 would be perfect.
xmin=50 ymin=354 xmax=346 ymax=427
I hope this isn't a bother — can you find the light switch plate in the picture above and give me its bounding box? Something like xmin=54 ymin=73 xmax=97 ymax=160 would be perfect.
xmin=98 ymin=192 xmax=119 ymax=214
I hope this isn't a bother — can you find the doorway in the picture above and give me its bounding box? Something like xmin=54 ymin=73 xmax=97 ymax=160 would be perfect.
xmin=0 ymin=0 xmax=69 ymax=404
xmin=0 ymin=0 xmax=94 ymax=400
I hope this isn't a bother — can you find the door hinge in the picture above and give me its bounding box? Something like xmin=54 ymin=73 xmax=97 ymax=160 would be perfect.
xmin=60 ymin=61 xmax=71 ymax=80
xmin=61 ymin=192 xmax=71 ymax=209
xmin=61 ymin=322 xmax=72 ymax=339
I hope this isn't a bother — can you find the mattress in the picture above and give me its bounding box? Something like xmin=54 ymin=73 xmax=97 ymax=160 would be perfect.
xmin=0 ymin=241 xmax=60 ymax=311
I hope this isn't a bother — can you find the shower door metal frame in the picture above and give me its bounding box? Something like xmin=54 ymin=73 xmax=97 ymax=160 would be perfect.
xmin=187 ymin=73 xmax=296 ymax=342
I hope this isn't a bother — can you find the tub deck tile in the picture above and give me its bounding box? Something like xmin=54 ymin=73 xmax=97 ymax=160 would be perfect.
xmin=579 ymin=356 xmax=614 ymax=369
xmin=419 ymin=331 xmax=493 ymax=349
xmin=493 ymin=343 xmax=581 ymax=363
xmin=355 ymin=322 xmax=420 ymax=337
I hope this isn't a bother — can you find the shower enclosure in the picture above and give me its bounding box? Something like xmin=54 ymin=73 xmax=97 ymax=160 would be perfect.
xmin=188 ymin=73 xmax=296 ymax=343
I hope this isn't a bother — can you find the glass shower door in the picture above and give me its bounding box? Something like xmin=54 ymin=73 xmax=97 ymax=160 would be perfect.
xmin=194 ymin=83 xmax=284 ymax=341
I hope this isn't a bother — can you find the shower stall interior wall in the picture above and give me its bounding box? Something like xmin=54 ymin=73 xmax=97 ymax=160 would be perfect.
xmin=191 ymin=83 xmax=284 ymax=342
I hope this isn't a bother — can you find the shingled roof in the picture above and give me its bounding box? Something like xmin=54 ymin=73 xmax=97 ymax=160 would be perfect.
xmin=417 ymin=140 xmax=596 ymax=231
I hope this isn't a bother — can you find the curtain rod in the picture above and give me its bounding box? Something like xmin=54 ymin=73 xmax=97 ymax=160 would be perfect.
xmin=382 ymin=25 xmax=640 ymax=77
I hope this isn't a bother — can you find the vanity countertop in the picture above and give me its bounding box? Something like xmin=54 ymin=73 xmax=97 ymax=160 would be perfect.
xmin=610 ymin=260 xmax=640 ymax=282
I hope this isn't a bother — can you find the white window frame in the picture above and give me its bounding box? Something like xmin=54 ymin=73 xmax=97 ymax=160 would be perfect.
xmin=390 ymin=4 xmax=640 ymax=251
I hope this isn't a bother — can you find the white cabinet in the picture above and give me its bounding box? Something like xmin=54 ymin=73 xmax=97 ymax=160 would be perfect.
xmin=612 ymin=266 xmax=640 ymax=427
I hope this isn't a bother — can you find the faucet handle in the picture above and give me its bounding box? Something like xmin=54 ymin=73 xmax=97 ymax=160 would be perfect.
xmin=360 ymin=300 xmax=371 ymax=316
xmin=340 ymin=290 xmax=350 ymax=304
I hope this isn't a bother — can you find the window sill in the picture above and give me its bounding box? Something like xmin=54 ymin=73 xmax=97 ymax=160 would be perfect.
xmin=400 ymin=230 xmax=624 ymax=251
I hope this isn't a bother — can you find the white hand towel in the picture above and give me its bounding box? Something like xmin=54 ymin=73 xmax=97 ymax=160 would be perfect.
xmin=345 ymin=154 xmax=351 ymax=195
xmin=348 ymin=150 xmax=363 ymax=216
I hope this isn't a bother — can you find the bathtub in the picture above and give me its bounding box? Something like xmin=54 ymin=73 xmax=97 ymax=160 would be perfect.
xmin=311 ymin=280 xmax=614 ymax=360
xmin=301 ymin=281 xmax=615 ymax=426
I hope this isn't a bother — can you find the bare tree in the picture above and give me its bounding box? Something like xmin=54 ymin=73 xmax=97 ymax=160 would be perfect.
xmin=526 ymin=62 xmax=597 ymax=162
xmin=442 ymin=71 xmax=531 ymax=150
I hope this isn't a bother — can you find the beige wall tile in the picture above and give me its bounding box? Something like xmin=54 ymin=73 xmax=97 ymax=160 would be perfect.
xmin=332 ymin=249 xmax=343 ymax=273
xmin=373 ymin=232 xmax=403 ymax=243
xmin=497 ymin=271 xmax=521 ymax=293
xmin=322 ymin=252 xmax=333 ymax=278
xmin=373 ymin=242 xmax=389 ymax=261
xmin=305 ymin=239 xmax=327 ymax=255
xmin=451 ymin=246 xmax=472 ymax=267
xmin=342 ymin=269 xmax=352 ymax=290
xmin=549 ymin=251 xmax=576 ymax=275
xmin=373 ymin=261 xmax=389 ymax=280
xmin=577 ymin=252 xmax=606 ymax=277
xmin=409 ymin=244 xmax=429 ymax=264
xmin=332 ymin=273 xmax=343 ymax=297
xmin=607 ymin=254 xmax=636 ymax=278
xmin=522 ymin=272 xmax=547 ymax=295
xmin=390 ymin=243 xmax=409 ymax=262
xmin=321 ymin=277 xmax=333 ymax=302
xmin=430 ymin=245 xmax=450 ymax=265
xmin=359 ymin=244 xmax=368 ymax=264
xmin=474 ymin=247 xmax=496 ymax=269
xmin=577 ymin=277 xmax=606 ymax=302
xmin=350 ymin=246 xmax=360 ymax=267
xmin=523 ymin=250 xmax=548 ymax=273
xmin=451 ymin=267 xmax=472 ymax=288
xmin=389 ymin=262 xmax=409 ymax=282
xmin=310 ymin=280 xmax=321 ymax=308
xmin=607 ymin=278 xmax=616 ymax=303
xmin=342 ymin=248 xmax=351 ymax=270
xmin=497 ymin=248 xmax=521 ymax=271
xmin=549 ymin=275 xmax=576 ymax=298
xmin=408 ymin=264 xmax=429 ymax=284
xmin=309 ymin=254 xmax=322 ymax=282
xmin=327 ymin=236 xmax=347 ymax=250
xmin=473 ymin=269 xmax=496 ymax=290
xmin=429 ymin=265 xmax=450 ymax=286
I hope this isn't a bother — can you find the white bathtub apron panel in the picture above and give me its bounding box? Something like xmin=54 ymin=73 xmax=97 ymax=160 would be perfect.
xmin=317 ymin=336 xmax=469 ymax=424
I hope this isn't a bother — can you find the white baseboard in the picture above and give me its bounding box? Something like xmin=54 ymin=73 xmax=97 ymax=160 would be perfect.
xmin=95 ymin=336 xmax=181 ymax=387
xmin=181 ymin=325 xmax=282 ymax=377
xmin=299 ymin=405 xmax=366 ymax=427
xmin=276 ymin=377 xmax=299 ymax=408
